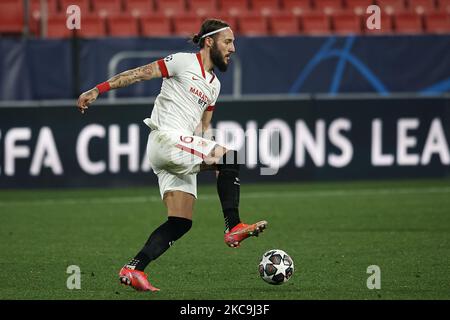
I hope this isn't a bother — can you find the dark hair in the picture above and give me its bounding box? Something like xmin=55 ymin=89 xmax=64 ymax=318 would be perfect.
xmin=191 ymin=19 xmax=230 ymax=48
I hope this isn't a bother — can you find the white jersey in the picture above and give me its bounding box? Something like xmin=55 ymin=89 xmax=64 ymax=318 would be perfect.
xmin=144 ymin=52 xmax=221 ymax=134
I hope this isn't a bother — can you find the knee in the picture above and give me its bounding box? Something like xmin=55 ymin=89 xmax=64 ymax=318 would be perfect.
xmin=168 ymin=216 xmax=192 ymax=240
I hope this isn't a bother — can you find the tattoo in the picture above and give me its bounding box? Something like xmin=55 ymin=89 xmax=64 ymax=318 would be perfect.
xmin=108 ymin=63 xmax=155 ymax=89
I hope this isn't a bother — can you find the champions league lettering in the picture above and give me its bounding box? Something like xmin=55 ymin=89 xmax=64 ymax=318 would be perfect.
xmin=189 ymin=86 xmax=211 ymax=109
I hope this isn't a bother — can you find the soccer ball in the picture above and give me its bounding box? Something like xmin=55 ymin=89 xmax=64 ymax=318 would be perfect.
xmin=258 ymin=249 xmax=294 ymax=285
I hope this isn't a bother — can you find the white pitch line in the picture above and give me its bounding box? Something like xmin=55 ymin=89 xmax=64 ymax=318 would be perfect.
xmin=0 ymin=187 xmax=449 ymax=207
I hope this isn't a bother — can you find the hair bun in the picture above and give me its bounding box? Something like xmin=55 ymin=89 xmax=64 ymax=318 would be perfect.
xmin=192 ymin=34 xmax=201 ymax=44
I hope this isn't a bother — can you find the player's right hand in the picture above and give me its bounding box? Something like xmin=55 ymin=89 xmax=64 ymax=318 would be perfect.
xmin=77 ymin=88 xmax=99 ymax=114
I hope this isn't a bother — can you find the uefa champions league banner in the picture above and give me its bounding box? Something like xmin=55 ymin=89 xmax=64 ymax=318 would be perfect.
xmin=0 ymin=97 xmax=449 ymax=188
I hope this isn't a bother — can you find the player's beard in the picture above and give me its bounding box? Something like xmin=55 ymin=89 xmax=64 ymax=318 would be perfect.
xmin=210 ymin=42 xmax=228 ymax=72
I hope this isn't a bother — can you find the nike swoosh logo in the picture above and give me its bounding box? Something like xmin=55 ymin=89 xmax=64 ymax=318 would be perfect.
xmin=192 ymin=76 xmax=200 ymax=80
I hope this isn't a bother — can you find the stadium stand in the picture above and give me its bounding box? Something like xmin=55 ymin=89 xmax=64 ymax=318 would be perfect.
xmin=332 ymin=11 xmax=363 ymax=34
xmin=141 ymin=14 xmax=173 ymax=36
xmin=394 ymin=11 xmax=424 ymax=33
xmin=107 ymin=14 xmax=140 ymax=37
xmin=0 ymin=0 xmax=449 ymax=38
xmin=250 ymin=0 xmax=282 ymax=16
xmin=0 ymin=0 xmax=24 ymax=35
xmin=218 ymin=0 xmax=251 ymax=16
xmin=269 ymin=13 xmax=301 ymax=35
xmin=301 ymin=12 xmax=331 ymax=34
xmin=124 ymin=0 xmax=154 ymax=17
xmin=188 ymin=0 xmax=219 ymax=17
xmin=424 ymin=11 xmax=450 ymax=32
xmin=238 ymin=14 xmax=269 ymax=35
xmin=314 ymin=0 xmax=345 ymax=14
xmin=281 ymin=0 xmax=313 ymax=15
xmin=155 ymin=0 xmax=187 ymax=17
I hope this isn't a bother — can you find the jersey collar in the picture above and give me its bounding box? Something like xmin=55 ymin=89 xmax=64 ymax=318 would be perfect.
xmin=196 ymin=52 xmax=206 ymax=79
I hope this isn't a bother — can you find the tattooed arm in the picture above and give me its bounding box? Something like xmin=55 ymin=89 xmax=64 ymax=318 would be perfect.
xmin=77 ymin=61 xmax=162 ymax=114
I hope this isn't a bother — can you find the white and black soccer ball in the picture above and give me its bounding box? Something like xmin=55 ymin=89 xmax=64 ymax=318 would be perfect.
xmin=258 ymin=249 xmax=294 ymax=285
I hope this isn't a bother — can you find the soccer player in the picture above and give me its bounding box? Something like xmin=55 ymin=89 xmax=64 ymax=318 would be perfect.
xmin=77 ymin=19 xmax=267 ymax=292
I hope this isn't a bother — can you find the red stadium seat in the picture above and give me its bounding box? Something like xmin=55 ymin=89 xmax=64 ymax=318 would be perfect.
xmin=173 ymin=14 xmax=203 ymax=36
xmin=237 ymin=14 xmax=269 ymax=35
xmin=141 ymin=15 xmax=173 ymax=36
xmin=269 ymin=13 xmax=300 ymax=35
xmin=59 ymin=0 xmax=90 ymax=15
xmin=92 ymin=0 xmax=124 ymax=17
xmin=376 ymin=0 xmax=407 ymax=14
xmin=281 ymin=0 xmax=313 ymax=15
xmin=424 ymin=12 xmax=450 ymax=32
xmin=314 ymin=0 xmax=345 ymax=14
xmin=0 ymin=0 xmax=24 ymax=34
xmin=208 ymin=13 xmax=237 ymax=30
xmin=345 ymin=0 xmax=375 ymax=15
xmin=408 ymin=0 xmax=437 ymax=13
xmin=250 ymin=0 xmax=282 ymax=16
xmin=218 ymin=0 xmax=250 ymax=16
xmin=155 ymin=0 xmax=187 ymax=17
xmin=332 ymin=12 xmax=363 ymax=33
xmin=108 ymin=14 xmax=140 ymax=36
xmin=188 ymin=0 xmax=219 ymax=17
xmin=125 ymin=0 xmax=154 ymax=17
xmin=440 ymin=0 xmax=450 ymax=13
xmin=30 ymin=0 xmax=59 ymax=15
xmin=77 ymin=15 xmax=107 ymax=37
xmin=29 ymin=0 xmax=60 ymax=36
xmin=46 ymin=15 xmax=74 ymax=38
xmin=394 ymin=12 xmax=424 ymax=33
xmin=300 ymin=12 xmax=331 ymax=34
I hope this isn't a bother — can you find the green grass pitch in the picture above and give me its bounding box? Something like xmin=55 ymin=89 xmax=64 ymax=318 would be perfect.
xmin=0 ymin=179 xmax=449 ymax=300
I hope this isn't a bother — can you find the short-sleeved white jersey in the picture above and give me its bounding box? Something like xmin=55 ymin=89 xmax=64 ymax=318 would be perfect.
xmin=144 ymin=52 xmax=221 ymax=134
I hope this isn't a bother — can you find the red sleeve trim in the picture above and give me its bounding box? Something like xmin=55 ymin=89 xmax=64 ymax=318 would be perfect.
xmin=157 ymin=59 xmax=169 ymax=78
xmin=206 ymin=105 xmax=215 ymax=111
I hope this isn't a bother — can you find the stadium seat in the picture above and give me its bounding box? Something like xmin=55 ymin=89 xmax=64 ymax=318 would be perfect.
xmin=237 ymin=14 xmax=269 ymax=35
xmin=345 ymin=0 xmax=375 ymax=15
xmin=59 ymin=0 xmax=90 ymax=15
xmin=332 ymin=12 xmax=363 ymax=33
xmin=375 ymin=0 xmax=407 ymax=14
xmin=0 ymin=0 xmax=24 ymax=34
xmin=281 ymin=0 xmax=313 ymax=15
xmin=92 ymin=0 xmax=124 ymax=17
xmin=250 ymin=0 xmax=282 ymax=16
xmin=269 ymin=13 xmax=300 ymax=35
xmin=108 ymin=14 xmax=140 ymax=36
xmin=440 ymin=0 xmax=450 ymax=13
xmin=125 ymin=0 xmax=154 ymax=16
xmin=394 ymin=12 xmax=424 ymax=33
xmin=76 ymin=14 xmax=107 ymax=37
xmin=188 ymin=0 xmax=219 ymax=17
xmin=29 ymin=0 xmax=61 ymax=36
xmin=300 ymin=12 xmax=331 ymax=34
xmin=30 ymin=0 xmax=60 ymax=15
xmin=46 ymin=15 xmax=75 ymax=38
xmin=314 ymin=0 xmax=345 ymax=14
xmin=208 ymin=13 xmax=237 ymax=30
xmin=155 ymin=0 xmax=187 ymax=16
xmin=173 ymin=14 xmax=203 ymax=36
xmin=141 ymin=15 xmax=173 ymax=36
xmin=218 ymin=0 xmax=250 ymax=16
xmin=408 ymin=0 xmax=438 ymax=14
xmin=424 ymin=12 xmax=450 ymax=32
